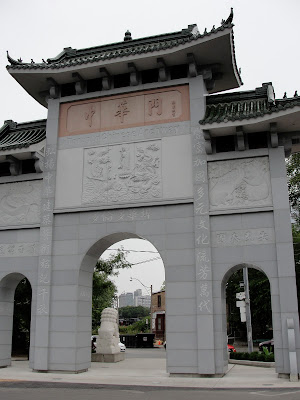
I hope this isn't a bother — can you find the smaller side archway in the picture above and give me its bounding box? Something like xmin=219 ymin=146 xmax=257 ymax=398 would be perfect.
xmin=0 ymin=273 xmax=32 ymax=367
xmin=216 ymin=263 xmax=274 ymax=371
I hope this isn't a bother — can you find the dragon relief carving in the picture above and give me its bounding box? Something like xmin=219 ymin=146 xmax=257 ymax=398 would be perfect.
xmin=208 ymin=157 xmax=272 ymax=210
xmin=0 ymin=181 xmax=41 ymax=225
xmin=82 ymin=141 xmax=161 ymax=204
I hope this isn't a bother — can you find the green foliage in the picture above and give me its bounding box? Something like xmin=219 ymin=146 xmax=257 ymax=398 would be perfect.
xmin=12 ymin=278 xmax=32 ymax=355
xmin=286 ymin=153 xmax=300 ymax=224
xmin=119 ymin=316 xmax=151 ymax=334
xmin=286 ymin=154 xmax=300 ymax=312
xmin=92 ymin=248 xmax=132 ymax=331
xmin=230 ymin=351 xmax=274 ymax=362
xmin=262 ymin=345 xmax=273 ymax=357
xmin=119 ymin=306 xmax=150 ymax=319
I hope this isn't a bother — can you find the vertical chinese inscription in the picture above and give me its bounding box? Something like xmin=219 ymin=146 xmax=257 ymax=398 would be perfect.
xmin=115 ymin=100 xmax=130 ymax=123
xmin=192 ymin=127 xmax=213 ymax=315
xmin=85 ymin=105 xmax=96 ymax=127
xmin=36 ymin=144 xmax=57 ymax=318
xmin=148 ymin=98 xmax=162 ymax=116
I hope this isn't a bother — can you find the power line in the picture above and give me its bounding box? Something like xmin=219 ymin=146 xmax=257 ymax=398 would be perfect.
xmin=131 ymin=256 xmax=162 ymax=266
xmin=105 ymin=248 xmax=160 ymax=254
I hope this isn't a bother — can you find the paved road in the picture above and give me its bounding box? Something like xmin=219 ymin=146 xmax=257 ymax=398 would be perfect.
xmin=125 ymin=347 xmax=166 ymax=358
xmin=0 ymin=384 xmax=300 ymax=400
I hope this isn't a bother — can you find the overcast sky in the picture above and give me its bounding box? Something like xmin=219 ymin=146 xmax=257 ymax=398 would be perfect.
xmin=1 ymin=0 xmax=299 ymax=295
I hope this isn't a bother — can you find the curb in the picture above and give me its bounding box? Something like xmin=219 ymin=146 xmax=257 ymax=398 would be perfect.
xmin=229 ymin=359 xmax=275 ymax=368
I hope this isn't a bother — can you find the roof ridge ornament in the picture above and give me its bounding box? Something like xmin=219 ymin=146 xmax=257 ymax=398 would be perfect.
xmin=124 ymin=30 xmax=132 ymax=41
xmin=6 ymin=51 xmax=22 ymax=65
xmin=222 ymin=7 xmax=234 ymax=26
xmin=4 ymin=120 xmax=17 ymax=129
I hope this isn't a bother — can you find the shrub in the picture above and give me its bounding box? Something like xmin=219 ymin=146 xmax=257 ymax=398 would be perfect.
xmin=249 ymin=351 xmax=259 ymax=361
xmin=230 ymin=351 xmax=275 ymax=362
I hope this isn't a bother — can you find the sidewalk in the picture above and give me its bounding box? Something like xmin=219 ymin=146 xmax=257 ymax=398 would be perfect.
xmin=0 ymin=357 xmax=300 ymax=389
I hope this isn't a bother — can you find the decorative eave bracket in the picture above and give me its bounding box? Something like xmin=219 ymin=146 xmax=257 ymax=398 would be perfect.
xmin=5 ymin=155 xmax=21 ymax=176
xmin=203 ymin=130 xmax=212 ymax=154
xmin=31 ymin=151 xmax=44 ymax=173
xmin=72 ymin=72 xmax=87 ymax=95
xmin=157 ymin=58 xmax=170 ymax=82
xmin=270 ymin=122 xmax=278 ymax=148
xmin=47 ymin=78 xmax=60 ymax=99
xmin=128 ymin=62 xmax=140 ymax=86
xmin=100 ymin=67 xmax=112 ymax=90
xmin=236 ymin=126 xmax=245 ymax=151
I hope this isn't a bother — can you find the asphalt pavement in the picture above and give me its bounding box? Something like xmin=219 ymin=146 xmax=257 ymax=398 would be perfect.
xmin=0 ymin=347 xmax=299 ymax=390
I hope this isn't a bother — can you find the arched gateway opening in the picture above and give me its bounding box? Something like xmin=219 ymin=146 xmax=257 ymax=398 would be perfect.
xmin=78 ymin=232 xmax=166 ymax=370
xmin=223 ymin=264 xmax=272 ymax=355
xmin=0 ymin=273 xmax=32 ymax=367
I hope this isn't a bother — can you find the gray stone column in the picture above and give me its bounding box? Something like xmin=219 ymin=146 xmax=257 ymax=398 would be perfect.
xmin=189 ymin=76 xmax=217 ymax=375
xmin=32 ymin=99 xmax=59 ymax=371
xmin=269 ymin=146 xmax=300 ymax=376
xmin=0 ymin=286 xmax=14 ymax=367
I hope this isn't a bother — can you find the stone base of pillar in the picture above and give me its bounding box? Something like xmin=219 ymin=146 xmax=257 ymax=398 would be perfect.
xmin=33 ymin=368 xmax=88 ymax=374
xmin=169 ymin=373 xmax=225 ymax=378
xmin=91 ymin=352 xmax=125 ymax=362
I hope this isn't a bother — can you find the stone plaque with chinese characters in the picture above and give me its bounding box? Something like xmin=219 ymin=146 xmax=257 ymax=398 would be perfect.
xmin=0 ymin=181 xmax=41 ymax=226
xmin=59 ymin=86 xmax=190 ymax=137
xmin=212 ymin=228 xmax=275 ymax=247
xmin=0 ymin=242 xmax=39 ymax=257
xmin=82 ymin=141 xmax=162 ymax=204
xmin=208 ymin=157 xmax=272 ymax=211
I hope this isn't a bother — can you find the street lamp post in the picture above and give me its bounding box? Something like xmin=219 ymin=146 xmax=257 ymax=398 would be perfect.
xmin=130 ymin=277 xmax=153 ymax=333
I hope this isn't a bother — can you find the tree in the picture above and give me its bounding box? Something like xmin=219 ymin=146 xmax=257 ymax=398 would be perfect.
xmin=92 ymin=249 xmax=132 ymax=331
xmin=12 ymin=278 xmax=32 ymax=356
xmin=286 ymin=153 xmax=300 ymax=224
xmin=119 ymin=316 xmax=151 ymax=334
xmin=286 ymin=153 xmax=300 ymax=312
xmin=118 ymin=306 xmax=150 ymax=319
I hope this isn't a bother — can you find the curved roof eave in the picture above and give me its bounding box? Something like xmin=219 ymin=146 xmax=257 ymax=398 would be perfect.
xmin=201 ymin=106 xmax=300 ymax=136
xmin=7 ymin=27 xmax=242 ymax=108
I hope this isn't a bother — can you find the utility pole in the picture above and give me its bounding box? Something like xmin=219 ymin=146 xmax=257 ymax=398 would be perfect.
xmin=243 ymin=267 xmax=253 ymax=353
xmin=150 ymin=284 xmax=153 ymax=334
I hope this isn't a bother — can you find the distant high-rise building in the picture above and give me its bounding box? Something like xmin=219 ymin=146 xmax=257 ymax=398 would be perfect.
xmin=134 ymin=289 xmax=142 ymax=298
xmin=118 ymin=292 xmax=134 ymax=308
xmin=134 ymin=295 xmax=151 ymax=308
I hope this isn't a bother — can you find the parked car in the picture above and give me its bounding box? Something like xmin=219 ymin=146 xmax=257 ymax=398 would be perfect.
xmin=119 ymin=342 xmax=126 ymax=352
xmin=259 ymin=339 xmax=274 ymax=352
xmin=227 ymin=344 xmax=236 ymax=353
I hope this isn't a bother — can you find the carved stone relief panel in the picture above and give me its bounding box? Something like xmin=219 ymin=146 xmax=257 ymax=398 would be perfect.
xmin=82 ymin=141 xmax=162 ymax=205
xmin=0 ymin=181 xmax=41 ymax=226
xmin=59 ymin=85 xmax=190 ymax=137
xmin=208 ymin=157 xmax=272 ymax=211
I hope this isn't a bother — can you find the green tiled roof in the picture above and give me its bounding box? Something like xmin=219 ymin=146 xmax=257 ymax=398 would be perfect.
xmin=7 ymin=11 xmax=234 ymax=70
xmin=0 ymin=120 xmax=46 ymax=151
xmin=200 ymin=85 xmax=300 ymax=125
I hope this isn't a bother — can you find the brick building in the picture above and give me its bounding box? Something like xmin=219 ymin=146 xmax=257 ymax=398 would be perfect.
xmin=152 ymin=291 xmax=165 ymax=341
